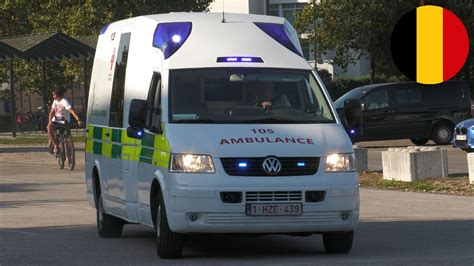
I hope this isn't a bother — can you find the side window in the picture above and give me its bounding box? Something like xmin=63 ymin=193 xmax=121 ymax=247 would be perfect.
xmin=146 ymin=73 xmax=161 ymax=132
xmin=363 ymin=89 xmax=388 ymax=110
xmin=109 ymin=32 xmax=131 ymax=127
xmin=395 ymin=88 xmax=422 ymax=105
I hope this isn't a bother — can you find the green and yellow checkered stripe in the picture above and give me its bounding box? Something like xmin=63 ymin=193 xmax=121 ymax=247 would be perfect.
xmin=86 ymin=125 xmax=170 ymax=168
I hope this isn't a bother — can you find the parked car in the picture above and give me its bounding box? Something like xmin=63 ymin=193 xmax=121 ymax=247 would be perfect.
xmin=453 ymin=118 xmax=474 ymax=152
xmin=334 ymin=80 xmax=472 ymax=145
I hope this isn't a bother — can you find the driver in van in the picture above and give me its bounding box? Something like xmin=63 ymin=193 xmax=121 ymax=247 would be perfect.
xmin=256 ymin=81 xmax=292 ymax=109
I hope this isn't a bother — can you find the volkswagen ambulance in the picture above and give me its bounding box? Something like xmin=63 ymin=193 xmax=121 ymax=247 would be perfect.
xmin=85 ymin=12 xmax=359 ymax=258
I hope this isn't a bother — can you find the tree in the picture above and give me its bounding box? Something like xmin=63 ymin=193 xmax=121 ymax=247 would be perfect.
xmin=295 ymin=0 xmax=419 ymax=81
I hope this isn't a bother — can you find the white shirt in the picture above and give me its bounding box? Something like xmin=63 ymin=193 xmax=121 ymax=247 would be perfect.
xmin=51 ymin=98 xmax=72 ymax=123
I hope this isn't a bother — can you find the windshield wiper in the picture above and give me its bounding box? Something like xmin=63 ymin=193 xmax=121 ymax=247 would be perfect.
xmin=240 ymin=117 xmax=335 ymax=124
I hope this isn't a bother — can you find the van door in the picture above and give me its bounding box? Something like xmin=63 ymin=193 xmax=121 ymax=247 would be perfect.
xmin=360 ymin=87 xmax=394 ymax=140
xmin=389 ymin=84 xmax=430 ymax=138
xmin=136 ymin=72 xmax=166 ymax=225
xmin=105 ymin=32 xmax=131 ymax=219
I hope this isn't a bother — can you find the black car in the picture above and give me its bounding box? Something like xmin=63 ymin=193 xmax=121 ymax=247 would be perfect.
xmin=334 ymin=80 xmax=472 ymax=145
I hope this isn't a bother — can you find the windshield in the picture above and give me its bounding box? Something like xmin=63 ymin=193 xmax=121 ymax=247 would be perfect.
xmin=169 ymin=68 xmax=335 ymax=124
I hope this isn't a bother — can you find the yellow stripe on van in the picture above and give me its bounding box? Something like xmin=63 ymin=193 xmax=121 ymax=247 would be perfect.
xmin=153 ymin=134 xmax=171 ymax=168
xmin=86 ymin=124 xmax=94 ymax=153
xmin=102 ymin=127 xmax=112 ymax=158
xmin=121 ymin=131 xmax=139 ymax=161
xmin=416 ymin=6 xmax=443 ymax=84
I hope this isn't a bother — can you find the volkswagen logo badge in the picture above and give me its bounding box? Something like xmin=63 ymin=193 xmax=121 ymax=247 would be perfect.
xmin=262 ymin=156 xmax=282 ymax=175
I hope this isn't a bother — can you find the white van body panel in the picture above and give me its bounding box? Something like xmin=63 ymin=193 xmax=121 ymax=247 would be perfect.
xmin=85 ymin=12 xmax=359 ymax=235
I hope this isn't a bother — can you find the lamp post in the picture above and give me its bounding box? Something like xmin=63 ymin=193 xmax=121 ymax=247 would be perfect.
xmin=312 ymin=0 xmax=317 ymax=70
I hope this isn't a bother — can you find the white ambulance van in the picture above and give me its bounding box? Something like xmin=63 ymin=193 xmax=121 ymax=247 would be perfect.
xmin=85 ymin=12 xmax=360 ymax=258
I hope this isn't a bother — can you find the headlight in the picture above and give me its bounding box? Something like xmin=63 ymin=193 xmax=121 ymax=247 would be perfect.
xmin=325 ymin=153 xmax=356 ymax=172
xmin=170 ymin=154 xmax=215 ymax=173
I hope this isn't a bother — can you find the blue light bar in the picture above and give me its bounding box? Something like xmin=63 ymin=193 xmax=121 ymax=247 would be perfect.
xmin=216 ymin=57 xmax=264 ymax=63
xmin=238 ymin=162 xmax=248 ymax=168
xmin=254 ymin=22 xmax=302 ymax=57
xmin=153 ymin=22 xmax=192 ymax=59
xmin=100 ymin=23 xmax=110 ymax=35
xmin=297 ymin=162 xmax=305 ymax=167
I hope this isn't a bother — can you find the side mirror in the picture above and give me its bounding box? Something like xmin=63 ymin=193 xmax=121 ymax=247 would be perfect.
xmin=344 ymin=98 xmax=362 ymax=129
xmin=128 ymin=99 xmax=147 ymax=128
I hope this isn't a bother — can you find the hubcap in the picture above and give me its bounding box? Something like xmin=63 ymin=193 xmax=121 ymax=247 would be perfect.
xmin=438 ymin=127 xmax=451 ymax=141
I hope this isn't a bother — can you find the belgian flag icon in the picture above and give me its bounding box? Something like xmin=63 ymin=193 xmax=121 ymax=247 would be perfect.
xmin=391 ymin=5 xmax=469 ymax=85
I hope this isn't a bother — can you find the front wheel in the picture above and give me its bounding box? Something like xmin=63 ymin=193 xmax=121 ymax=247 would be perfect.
xmin=57 ymin=142 xmax=65 ymax=169
xmin=156 ymin=191 xmax=183 ymax=259
xmin=410 ymin=138 xmax=429 ymax=146
xmin=323 ymin=231 xmax=354 ymax=254
xmin=65 ymin=139 xmax=75 ymax=171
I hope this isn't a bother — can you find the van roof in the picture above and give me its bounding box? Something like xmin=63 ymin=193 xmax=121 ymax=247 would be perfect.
xmin=106 ymin=12 xmax=312 ymax=70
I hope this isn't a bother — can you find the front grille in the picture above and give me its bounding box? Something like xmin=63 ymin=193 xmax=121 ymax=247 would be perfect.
xmin=206 ymin=211 xmax=339 ymax=225
xmin=456 ymin=127 xmax=468 ymax=134
xmin=246 ymin=191 xmax=302 ymax=202
xmin=220 ymin=157 xmax=319 ymax=176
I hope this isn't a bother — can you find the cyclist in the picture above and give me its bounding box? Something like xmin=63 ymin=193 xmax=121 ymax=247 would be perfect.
xmin=47 ymin=90 xmax=83 ymax=154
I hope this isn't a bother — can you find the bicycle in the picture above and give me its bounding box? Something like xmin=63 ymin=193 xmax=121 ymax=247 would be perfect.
xmin=16 ymin=106 xmax=48 ymax=134
xmin=51 ymin=122 xmax=75 ymax=171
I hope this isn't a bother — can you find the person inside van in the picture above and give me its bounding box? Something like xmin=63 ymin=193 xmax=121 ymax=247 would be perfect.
xmin=256 ymin=81 xmax=292 ymax=109
xmin=47 ymin=90 xmax=83 ymax=153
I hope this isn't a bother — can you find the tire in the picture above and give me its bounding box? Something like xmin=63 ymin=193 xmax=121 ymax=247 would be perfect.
xmin=323 ymin=231 xmax=354 ymax=254
xmin=432 ymin=123 xmax=454 ymax=145
xmin=58 ymin=142 xmax=65 ymax=169
xmin=97 ymin=194 xmax=124 ymax=238
xmin=65 ymin=139 xmax=75 ymax=171
xmin=410 ymin=138 xmax=429 ymax=146
xmin=156 ymin=191 xmax=183 ymax=259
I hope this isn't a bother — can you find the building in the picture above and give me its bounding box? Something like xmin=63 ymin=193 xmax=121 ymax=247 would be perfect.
xmin=208 ymin=0 xmax=371 ymax=78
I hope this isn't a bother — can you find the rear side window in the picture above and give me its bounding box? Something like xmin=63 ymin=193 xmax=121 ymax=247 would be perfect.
xmin=363 ymin=89 xmax=388 ymax=110
xmin=422 ymin=82 xmax=467 ymax=107
xmin=395 ymin=88 xmax=422 ymax=105
xmin=109 ymin=32 xmax=131 ymax=128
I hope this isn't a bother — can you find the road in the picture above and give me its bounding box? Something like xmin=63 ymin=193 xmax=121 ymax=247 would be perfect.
xmin=0 ymin=146 xmax=473 ymax=265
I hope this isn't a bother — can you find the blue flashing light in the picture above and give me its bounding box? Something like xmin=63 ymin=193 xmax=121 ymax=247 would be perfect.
xmin=297 ymin=162 xmax=305 ymax=167
xmin=153 ymin=22 xmax=192 ymax=59
xmin=216 ymin=56 xmax=264 ymax=63
xmin=349 ymin=128 xmax=357 ymax=136
xmin=100 ymin=23 xmax=110 ymax=35
xmin=254 ymin=22 xmax=302 ymax=57
xmin=135 ymin=129 xmax=144 ymax=139
xmin=238 ymin=162 xmax=248 ymax=168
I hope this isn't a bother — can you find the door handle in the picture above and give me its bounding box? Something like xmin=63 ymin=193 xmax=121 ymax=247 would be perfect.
xmin=105 ymin=132 xmax=111 ymax=138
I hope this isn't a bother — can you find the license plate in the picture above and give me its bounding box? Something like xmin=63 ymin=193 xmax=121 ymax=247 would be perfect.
xmin=456 ymin=135 xmax=467 ymax=140
xmin=245 ymin=203 xmax=303 ymax=216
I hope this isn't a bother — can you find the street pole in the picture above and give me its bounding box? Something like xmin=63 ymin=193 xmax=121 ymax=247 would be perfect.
xmin=312 ymin=0 xmax=317 ymax=70
xmin=8 ymin=61 xmax=16 ymax=138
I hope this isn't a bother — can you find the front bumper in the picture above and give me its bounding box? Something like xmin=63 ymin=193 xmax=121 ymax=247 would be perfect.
xmin=166 ymin=184 xmax=359 ymax=234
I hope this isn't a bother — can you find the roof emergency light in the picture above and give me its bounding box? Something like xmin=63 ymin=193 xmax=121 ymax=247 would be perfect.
xmin=216 ymin=56 xmax=264 ymax=63
xmin=153 ymin=22 xmax=192 ymax=59
xmin=254 ymin=22 xmax=303 ymax=57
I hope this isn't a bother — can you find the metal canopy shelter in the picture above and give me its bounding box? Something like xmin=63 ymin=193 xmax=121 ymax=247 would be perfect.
xmin=0 ymin=32 xmax=96 ymax=137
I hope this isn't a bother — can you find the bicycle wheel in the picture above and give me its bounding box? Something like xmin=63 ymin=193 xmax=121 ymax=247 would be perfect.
xmin=65 ymin=138 xmax=75 ymax=171
xmin=58 ymin=141 xmax=65 ymax=169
